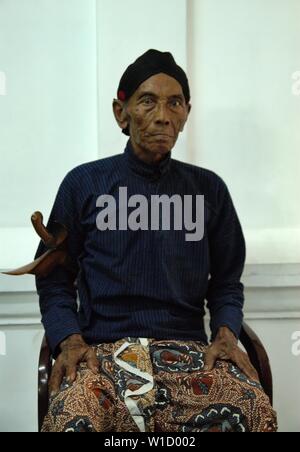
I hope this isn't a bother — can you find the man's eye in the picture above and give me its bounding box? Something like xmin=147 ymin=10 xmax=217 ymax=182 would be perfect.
xmin=142 ymin=98 xmax=154 ymax=105
xmin=170 ymin=100 xmax=182 ymax=107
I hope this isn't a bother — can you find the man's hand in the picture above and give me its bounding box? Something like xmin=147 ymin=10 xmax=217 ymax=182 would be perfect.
xmin=49 ymin=334 xmax=99 ymax=397
xmin=204 ymin=326 xmax=259 ymax=382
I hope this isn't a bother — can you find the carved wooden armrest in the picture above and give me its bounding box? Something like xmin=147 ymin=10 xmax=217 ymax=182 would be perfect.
xmin=2 ymin=212 xmax=69 ymax=278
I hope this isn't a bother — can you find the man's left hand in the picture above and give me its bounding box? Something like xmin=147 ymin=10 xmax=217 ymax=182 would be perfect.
xmin=204 ymin=326 xmax=259 ymax=382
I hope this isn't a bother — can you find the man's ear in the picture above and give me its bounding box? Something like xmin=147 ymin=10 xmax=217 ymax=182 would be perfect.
xmin=180 ymin=103 xmax=192 ymax=132
xmin=113 ymin=99 xmax=129 ymax=130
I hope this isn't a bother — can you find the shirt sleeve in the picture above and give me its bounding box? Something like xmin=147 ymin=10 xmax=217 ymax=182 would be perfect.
xmin=206 ymin=178 xmax=246 ymax=341
xmin=35 ymin=171 xmax=84 ymax=356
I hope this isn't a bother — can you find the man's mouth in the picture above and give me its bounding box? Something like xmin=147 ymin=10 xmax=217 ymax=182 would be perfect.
xmin=150 ymin=133 xmax=173 ymax=139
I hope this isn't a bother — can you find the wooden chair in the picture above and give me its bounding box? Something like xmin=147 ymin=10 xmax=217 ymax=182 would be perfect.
xmin=38 ymin=322 xmax=273 ymax=432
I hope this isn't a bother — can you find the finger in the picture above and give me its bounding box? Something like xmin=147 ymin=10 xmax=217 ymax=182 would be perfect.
xmin=239 ymin=355 xmax=259 ymax=381
xmin=204 ymin=347 xmax=218 ymax=371
xmin=65 ymin=363 xmax=78 ymax=384
xmin=49 ymin=362 xmax=65 ymax=396
xmin=240 ymin=362 xmax=259 ymax=381
xmin=243 ymin=361 xmax=260 ymax=382
xmin=219 ymin=351 xmax=230 ymax=360
xmin=232 ymin=352 xmax=259 ymax=381
xmin=86 ymin=349 xmax=99 ymax=375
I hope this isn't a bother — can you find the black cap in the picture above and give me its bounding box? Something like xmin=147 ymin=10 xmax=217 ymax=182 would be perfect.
xmin=117 ymin=49 xmax=190 ymax=136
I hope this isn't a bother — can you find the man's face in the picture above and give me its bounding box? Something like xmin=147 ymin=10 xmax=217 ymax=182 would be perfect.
xmin=114 ymin=73 xmax=191 ymax=161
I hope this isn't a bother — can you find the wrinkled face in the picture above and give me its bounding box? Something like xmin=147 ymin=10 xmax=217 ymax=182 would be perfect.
xmin=113 ymin=73 xmax=191 ymax=161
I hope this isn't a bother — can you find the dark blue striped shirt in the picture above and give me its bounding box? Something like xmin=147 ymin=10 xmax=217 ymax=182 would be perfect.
xmin=36 ymin=140 xmax=246 ymax=354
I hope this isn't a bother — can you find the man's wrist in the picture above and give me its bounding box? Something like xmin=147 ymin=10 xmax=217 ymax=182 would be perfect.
xmin=60 ymin=334 xmax=86 ymax=351
xmin=216 ymin=326 xmax=238 ymax=342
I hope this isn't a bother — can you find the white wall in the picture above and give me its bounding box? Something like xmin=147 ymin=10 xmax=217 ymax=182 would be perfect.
xmin=0 ymin=0 xmax=299 ymax=432
xmin=0 ymin=0 xmax=98 ymax=269
xmin=188 ymin=0 xmax=300 ymax=264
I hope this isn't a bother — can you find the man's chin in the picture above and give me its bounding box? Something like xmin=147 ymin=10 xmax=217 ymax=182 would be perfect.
xmin=147 ymin=140 xmax=174 ymax=155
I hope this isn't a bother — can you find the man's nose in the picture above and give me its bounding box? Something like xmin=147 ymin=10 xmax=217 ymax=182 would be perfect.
xmin=154 ymin=102 xmax=170 ymax=125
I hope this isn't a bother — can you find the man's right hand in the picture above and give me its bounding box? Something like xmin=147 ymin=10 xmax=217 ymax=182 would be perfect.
xmin=49 ymin=334 xmax=99 ymax=397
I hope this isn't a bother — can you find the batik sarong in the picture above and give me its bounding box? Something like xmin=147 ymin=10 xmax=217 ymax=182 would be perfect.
xmin=42 ymin=338 xmax=277 ymax=432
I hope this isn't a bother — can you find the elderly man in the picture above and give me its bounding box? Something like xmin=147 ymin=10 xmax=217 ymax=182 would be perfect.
xmin=36 ymin=50 xmax=277 ymax=432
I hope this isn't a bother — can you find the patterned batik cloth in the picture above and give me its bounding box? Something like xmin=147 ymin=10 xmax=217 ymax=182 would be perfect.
xmin=42 ymin=338 xmax=278 ymax=432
